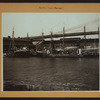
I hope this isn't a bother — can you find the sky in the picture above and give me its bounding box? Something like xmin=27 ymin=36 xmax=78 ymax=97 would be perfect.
xmin=2 ymin=13 xmax=100 ymax=39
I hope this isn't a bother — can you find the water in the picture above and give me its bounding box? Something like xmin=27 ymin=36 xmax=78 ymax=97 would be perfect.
xmin=3 ymin=57 xmax=99 ymax=91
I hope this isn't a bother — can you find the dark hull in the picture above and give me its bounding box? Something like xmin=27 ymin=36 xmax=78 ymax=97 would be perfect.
xmin=33 ymin=53 xmax=99 ymax=58
xmin=5 ymin=51 xmax=99 ymax=58
xmin=6 ymin=50 xmax=31 ymax=57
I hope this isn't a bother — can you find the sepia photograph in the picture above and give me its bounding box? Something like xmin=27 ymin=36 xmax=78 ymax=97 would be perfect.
xmin=2 ymin=13 xmax=99 ymax=91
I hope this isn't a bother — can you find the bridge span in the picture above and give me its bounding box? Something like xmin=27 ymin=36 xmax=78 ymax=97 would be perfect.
xmin=23 ymin=31 xmax=99 ymax=40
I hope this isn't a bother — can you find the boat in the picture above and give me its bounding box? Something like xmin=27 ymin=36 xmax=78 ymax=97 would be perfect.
xmin=6 ymin=27 xmax=99 ymax=58
xmin=33 ymin=27 xmax=99 ymax=58
xmin=6 ymin=28 xmax=31 ymax=57
xmin=34 ymin=47 xmax=99 ymax=58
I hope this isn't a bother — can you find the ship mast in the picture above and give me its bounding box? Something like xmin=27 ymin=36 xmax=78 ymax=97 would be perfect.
xmin=63 ymin=26 xmax=65 ymax=49
xmin=42 ymin=31 xmax=44 ymax=52
xmin=12 ymin=27 xmax=14 ymax=49
xmin=42 ymin=31 xmax=44 ymax=42
xmin=27 ymin=32 xmax=29 ymax=39
xmin=50 ymin=31 xmax=53 ymax=54
xmin=84 ymin=26 xmax=86 ymax=39
xmin=98 ymin=27 xmax=99 ymax=38
xmin=84 ymin=26 xmax=86 ymax=49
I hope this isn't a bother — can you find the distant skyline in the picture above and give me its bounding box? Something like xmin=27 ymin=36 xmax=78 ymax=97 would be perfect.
xmin=2 ymin=13 xmax=100 ymax=39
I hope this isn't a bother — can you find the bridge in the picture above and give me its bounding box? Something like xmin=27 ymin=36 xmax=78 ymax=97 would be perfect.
xmin=25 ymin=31 xmax=99 ymax=40
xmin=3 ymin=18 xmax=99 ymax=52
xmin=23 ymin=18 xmax=99 ymax=40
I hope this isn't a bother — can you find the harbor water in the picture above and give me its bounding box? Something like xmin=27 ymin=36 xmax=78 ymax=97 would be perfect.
xmin=3 ymin=57 xmax=99 ymax=91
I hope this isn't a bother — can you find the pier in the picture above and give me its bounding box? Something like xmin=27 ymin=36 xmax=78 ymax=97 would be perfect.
xmin=3 ymin=18 xmax=99 ymax=56
xmin=3 ymin=30 xmax=99 ymax=52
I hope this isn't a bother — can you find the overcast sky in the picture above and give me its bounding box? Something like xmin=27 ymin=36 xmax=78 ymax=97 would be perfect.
xmin=2 ymin=13 xmax=100 ymax=39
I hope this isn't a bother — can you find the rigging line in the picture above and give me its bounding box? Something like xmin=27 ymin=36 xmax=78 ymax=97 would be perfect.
xmin=84 ymin=18 xmax=99 ymax=25
xmin=48 ymin=18 xmax=99 ymax=36
xmin=65 ymin=18 xmax=99 ymax=32
xmin=49 ymin=21 xmax=63 ymax=31
xmin=53 ymin=24 xmax=84 ymax=35
xmin=65 ymin=25 xmax=84 ymax=32
xmin=40 ymin=22 xmax=63 ymax=36
xmin=53 ymin=18 xmax=99 ymax=34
